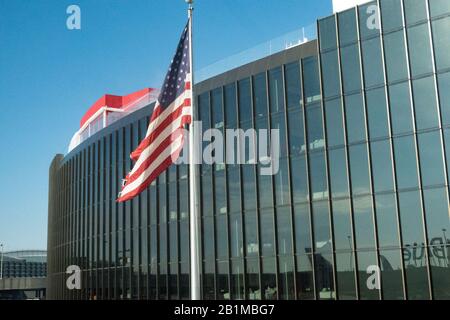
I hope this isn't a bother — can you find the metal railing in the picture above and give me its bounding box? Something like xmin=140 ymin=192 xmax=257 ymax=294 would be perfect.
xmin=195 ymin=24 xmax=317 ymax=83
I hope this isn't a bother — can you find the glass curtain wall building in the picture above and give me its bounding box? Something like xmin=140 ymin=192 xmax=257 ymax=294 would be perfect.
xmin=48 ymin=0 xmax=450 ymax=300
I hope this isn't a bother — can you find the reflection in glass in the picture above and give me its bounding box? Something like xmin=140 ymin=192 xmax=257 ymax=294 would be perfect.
xmin=353 ymin=196 xmax=376 ymax=250
xmin=394 ymin=135 xmax=419 ymax=190
xmin=261 ymin=258 xmax=277 ymax=300
xmin=288 ymin=109 xmax=306 ymax=155
xmin=312 ymin=201 xmax=332 ymax=253
xmin=345 ymin=93 xmax=366 ymax=144
xmin=309 ymin=152 xmax=328 ymax=201
xmin=269 ymin=67 xmax=285 ymax=113
xmin=371 ymin=140 xmax=394 ymax=193
xmin=335 ymin=252 xmax=357 ymax=300
xmin=332 ymin=199 xmax=353 ymax=252
xmin=274 ymin=159 xmax=290 ymax=206
xmin=379 ymin=249 xmax=405 ymax=300
xmin=418 ymin=131 xmax=446 ymax=187
xmin=314 ymin=253 xmax=335 ymax=300
xmin=294 ymin=204 xmax=312 ymax=255
xmin=296 ymin=255 xmax=315 ymax=299
xmin=246 ymin=258 xmax=260 ymax=300
xmin=357 ymin=251 xmax=380 ymax=300
xmin=398 ymin=191 xmax=426 ymax=247
xmin=380 ymin=0 xmax=403 ymax=32
xmin=404 ymin=0 xmax=428 ymax=25
xmin=278 ymin=257 xmax=295 ymax=300
xmin=307 ymin=104 xmax=325 ymax=151
xmin=303 ymin=57 xmax=321 ymax=104
xmin=253 ymin=72 xmax=268 ymax=118
xmin=291 ymin=156 xmax=308 ymax=204
xmin=260 ymin=209 xmax=275 ymax=256
xmin=438 ymin=72 xmax=450 ymax=126
xmin=325 ymin=98 xmax=345 ymax=147
xmin=328 ymin=148 xmax=349 ymax=199
xmin=238 ymin=78 xmax=252 ymax=123
xmin=277 ymin=207 xmax=293 ymax=255
xmin=349 ymin=144 xmax=371 ymax=196
xmin=245 ymin=211 xmax=258 ymax=257
xmin=225 ymin=83 xmax=237 ymax=128
xmin=285 ymin=62 xmax=302 ymax=109
xmin=375 ymin=194 xmax=401 ymax=248
xmin=340 ymin=44 xmax=361 ymax=93
xmin=389 ymin=82 xmax=413 ymax=135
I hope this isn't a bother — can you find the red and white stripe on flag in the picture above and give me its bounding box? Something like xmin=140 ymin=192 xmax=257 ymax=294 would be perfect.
xmin=117 ymin=21 xmax=192 ymax=203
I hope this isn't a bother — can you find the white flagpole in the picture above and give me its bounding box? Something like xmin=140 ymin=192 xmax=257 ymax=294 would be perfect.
xmin=187 ymin=0 xmax=201 ymax=300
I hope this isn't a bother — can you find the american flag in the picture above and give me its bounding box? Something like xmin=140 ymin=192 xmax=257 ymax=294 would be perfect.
xmin=117 ymin=21 xmax=192 ymax=202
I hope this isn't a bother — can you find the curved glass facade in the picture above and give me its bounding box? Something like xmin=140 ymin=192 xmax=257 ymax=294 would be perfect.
xmin=48 ymin=0 xmax=450 ymax=300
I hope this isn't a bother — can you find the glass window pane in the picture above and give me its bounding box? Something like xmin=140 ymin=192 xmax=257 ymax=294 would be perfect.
xmin=296 ymin=255 xmax=315 ymax=299
xmin=271 ymin=112 xmax=288 ymax=157
xmin=246 ymin=258 xmax=260 ymax=299
xmin=238 ymin=78 xmax=252 ymax=123
xmin=357 ymin=251 xmax=380 ymax=300
xmin=325 ymin=98 xmax=345 ymax=147
xmin=212 ymin=88 xmax=224 ymax=128
xmin=319 ymin=15 xmax=337 ymax=52
xmin=285 ymin=62 xmax=302 ymax=109
xmin=430 ymin=0 xmax=450 ymax=17
xmin=375 ymin=193 xmax=401 ymax=248
xmin=404 ymin=0 xmax=428 ymax=25
xmin=294 ymin=204 xmax=312 ymax=255
xmin=314 ymin=252 xmax=335 ymax=299
xmin=366 ymin=87 xmax=389 ymax=139
xmin=225 ymin=83 xmax=237 ymax=128
xmin=253 ymin=72 xmax=267 ymax=118
xmin=277 ymin=207 xmax=293 ymax=255
xmin=380 ymin=0 xmax=403 ymax=32
xmin=303 ymin=57 xmax=321 ymax=104
xmin=423 ymin=188 xmax=450 ymax=246
xmin=244 ymin=211 xmax=258 ymax=256
xmin=321 ymin=50 xmax=341 ymax=98
xmin=438 ymin=72 xmax=450 ymax=126
xmin=335 ymin=251 xmax=357 ymax=300
xmin=227 ymin=168 xmax=240 ymax=213
xmin=278 ymin=256 xmax=295 ymax=300
xmin=258 ymin=168 xmax=273 ymax=209
xmin=398 ymin=191 xmax=426 ymax=247
xmin=345 ymin=93 xmax=367 ymax=143
xmin=394 ymin=135 xmax=419 ymax=190
xmin=217 ymin=262 xmax=230 ymax=300
xmin=407 ymin=23 xmax=433 ymax=77
xmin=359 ymin=1 xmax=380 ymax=39
xmin=413 ymin=76 xmax=439 ymax=131
xmin=230 ymin=214 xmax=243 ymax=258
xmin=216 ymin=214 xmax=228 ymax=259
xmin=423 ymin=189 xmax=450 ymax=300
xmin=384 ymin=31 xmax=409 ymax=83
xmin=288 ymin=109 xmax=306 ymax=155
xmin=312 ymin=201 xmax=332 ymax=253
xmin=310 ymin=152 xmax=328 ymax=201
xmin=353 ymin=196 xmax=376 ymax=250
xmin=362 ymin=37 xmax=384 ymax=88
xmin=371 ymin=140 xmax=394 ymax=193
xmin=349 ymin=144 xmax=371 ymax=196
xmin=418 ymin=131 xmax=446 ymax=187
xmin=274 ymin=159 xmax=290 ymax=206
xmin=341 ymin=44 xmax=362 ymax=94
xmin=202 ymin=217 xmax=214 ymax=259
xmin=338 ymin=8 xmax=357 ymax=46
xmin=242 ymin=165 xmax=257 ymax=211
xmin=307 ymin=104 xmax=325 ymax=151
xmin=332 ymin=199 xmax=353 ymax=252
xmin=291 ymin=156 xmax=308 ymax=204
xmin=379 ymin=249 xmax=405 ymax=300
xmin=269 ymin=67 xmax=284 ymax=113
xmin=328 ymin=148 xmax=350 ymax=199
xmin=260 ymin=209 xmax=275 ymax=256
xmin=231 ymin=259 xmax=244 ymax=299
xmin=261 ymin=258 xmax=277 ymax=300
xmin=432 ymin=17 xmax=450 ymax=71
xmin=388 ymin=81 xmax=414 ymax=135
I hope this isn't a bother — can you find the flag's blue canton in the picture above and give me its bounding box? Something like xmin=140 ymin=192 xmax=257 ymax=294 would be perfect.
xmin=159 ymin=22 xmax=190 ymax=109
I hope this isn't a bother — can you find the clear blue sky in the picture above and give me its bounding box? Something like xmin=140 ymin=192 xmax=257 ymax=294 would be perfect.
xmin=0 ymin=0 xmax=331 ymax=251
